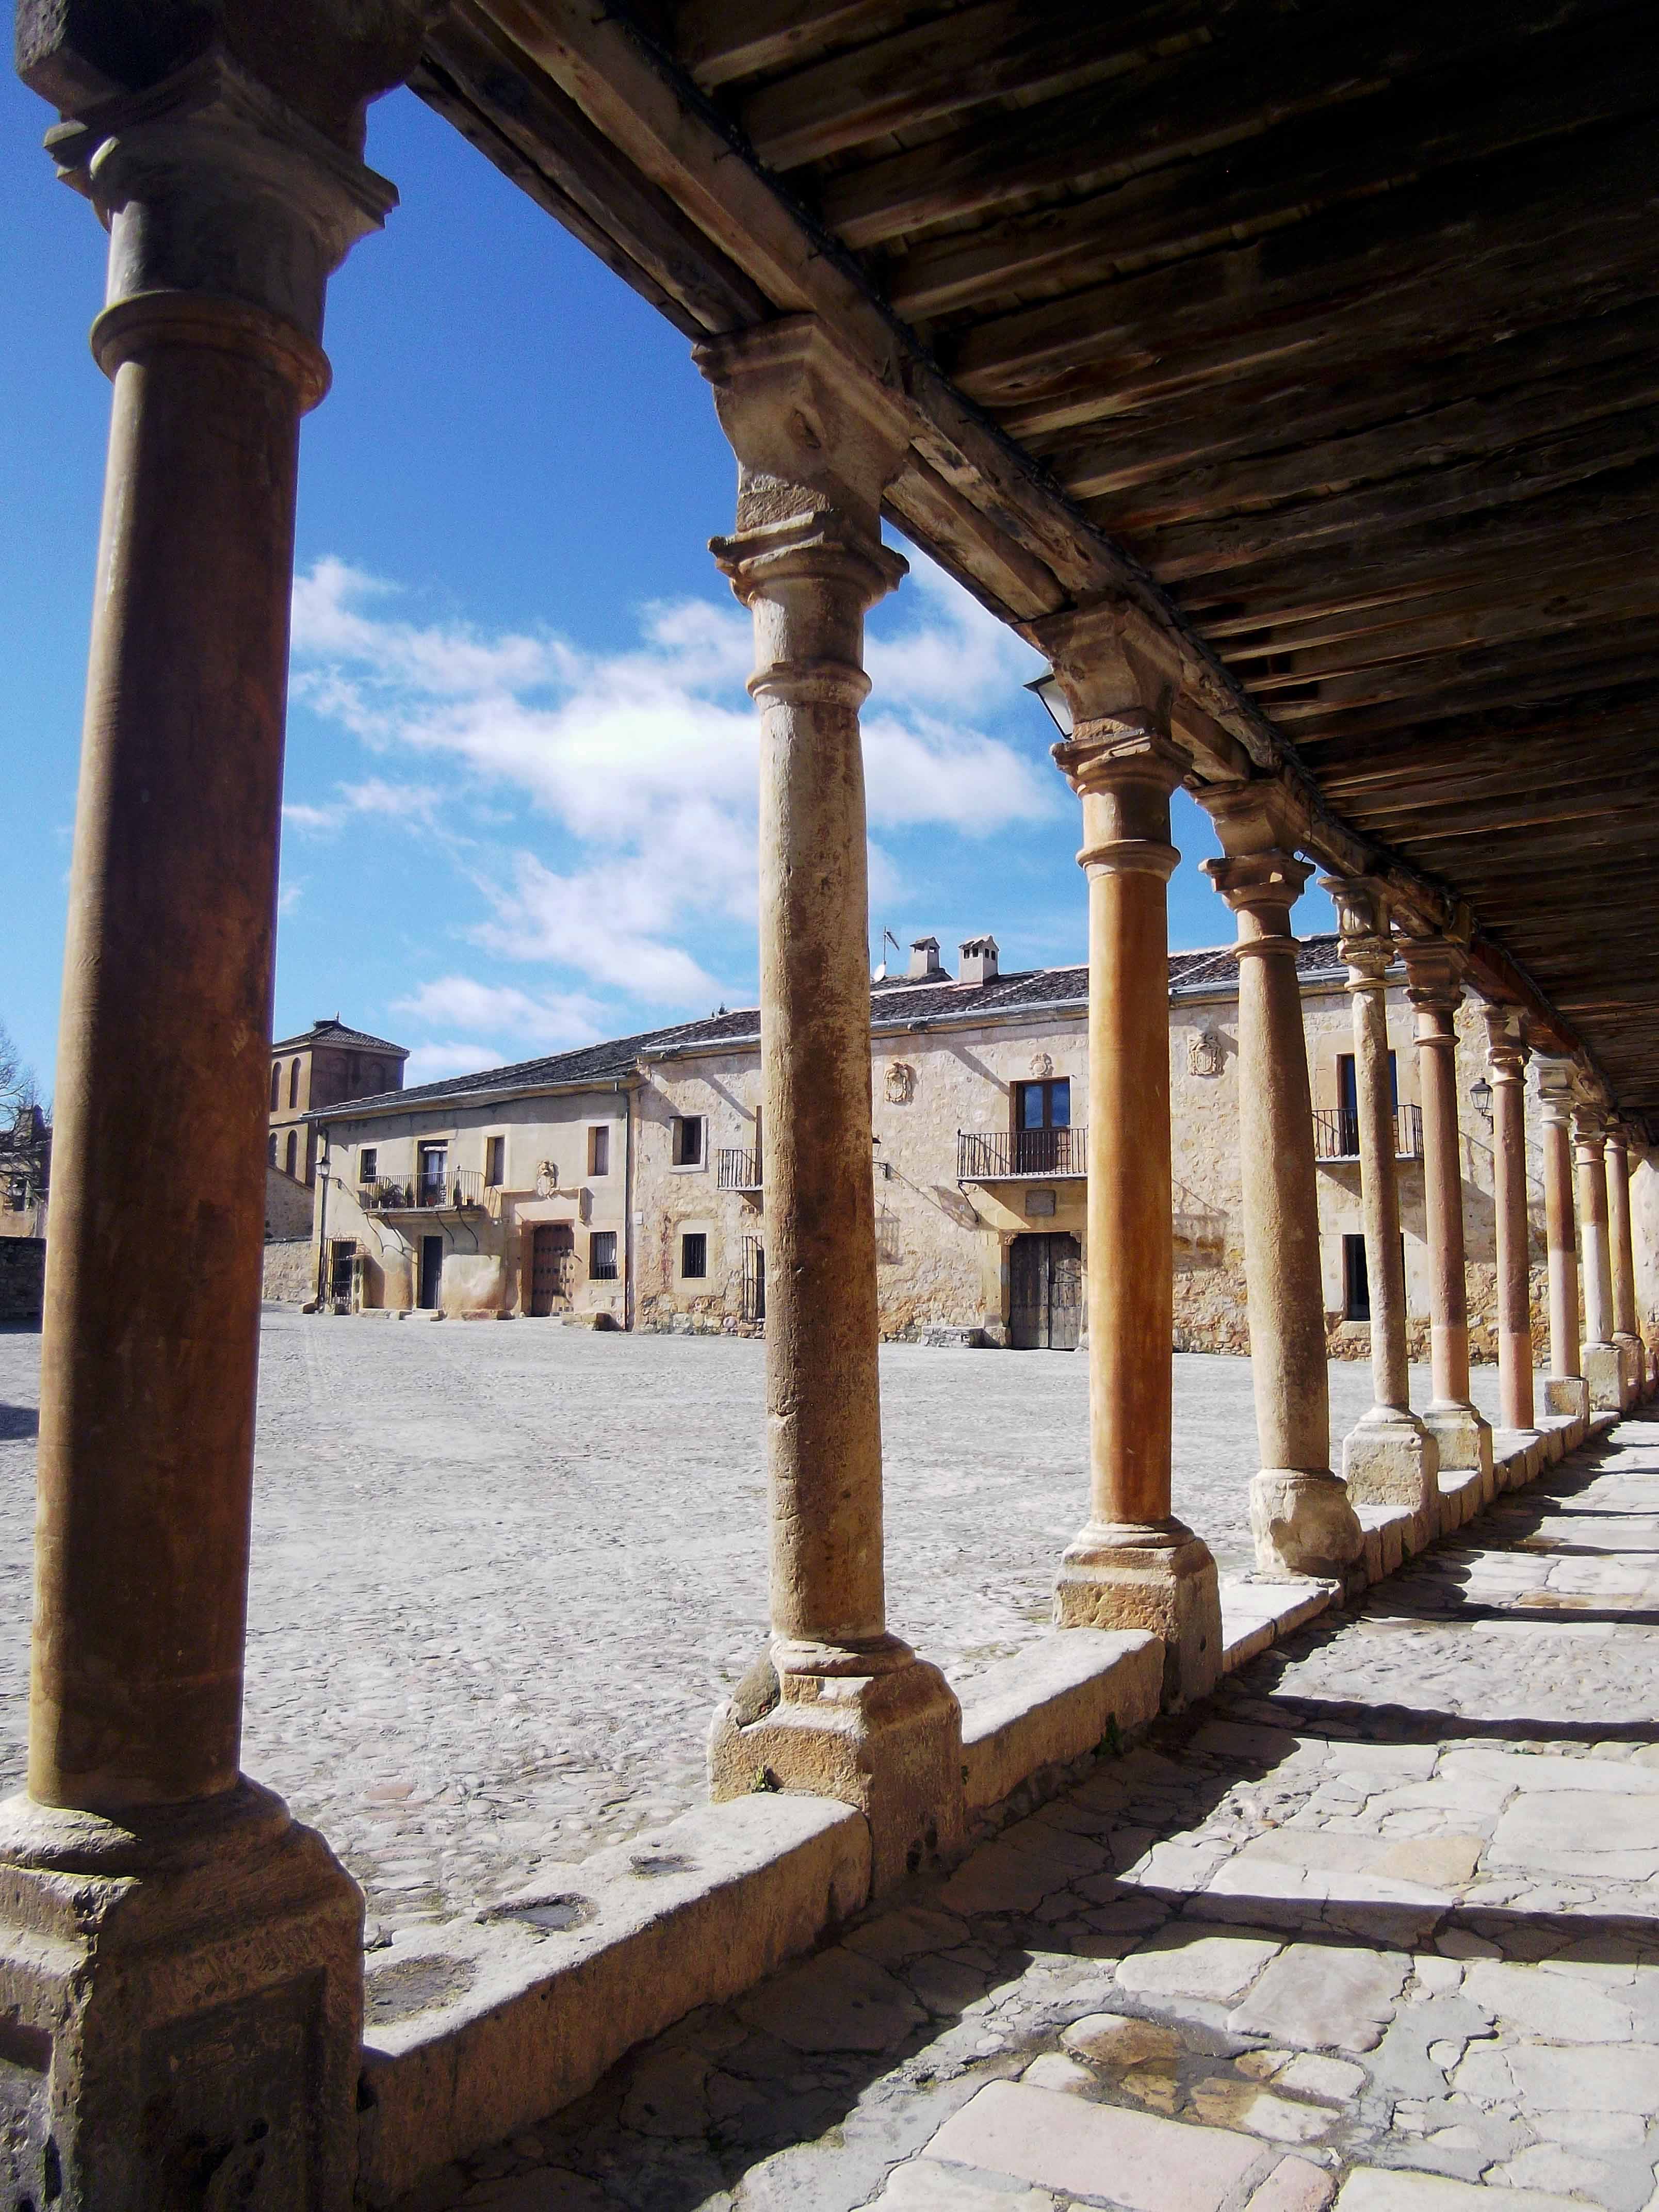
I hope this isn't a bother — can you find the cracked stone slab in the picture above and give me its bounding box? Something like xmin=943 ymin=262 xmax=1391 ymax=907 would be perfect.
xmin=1227 ymin=1946 xmax=1408 ymax=2053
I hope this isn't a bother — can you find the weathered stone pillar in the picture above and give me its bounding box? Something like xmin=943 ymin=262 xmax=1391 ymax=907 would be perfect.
xmin=1202 ymin=786 xmax=1363 ymax=1581
xmin=1535 ymin=1059 xmax=1589 ymax=1423
xmin=1030 ymin=606 xmax=1221 ymax=1707
xmin=1483 ymin=1010 xmax=1538 ymax=1440
xmin=1400 ymin=939 xmax=1494 ymax=1491
xmin=3 ymin=15 xmax=420 ymax=2205
xmin=1605 ymin=1120 xmax=1644 ymax=1402
xmin=1574 ymin=1103 xmax=1624 ymax=1411
xmin=1323 ymin=877 xmax=1438 ymax=1544
xmin=697 ymin=319 xmax=963 ymax=1891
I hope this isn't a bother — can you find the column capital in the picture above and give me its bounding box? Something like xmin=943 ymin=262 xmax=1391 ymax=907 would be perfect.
xmin=1321 ymin=875 xmax=1396 ymax=988
xmin=1535 ymin=1056 xmax=1579 ymax=1123
xmin=1196 ymin=774 xmax=1309 ymax=860
xmin=1202 ymin=849 xmax=1313 ymax=936
xmin=1024 ymin=596 xmax=1177 ymax=743
xmin=45 ymin=50 xmax=397 ymax=354
xmin=694 ymin=315 xmax=912 ymax=548
xmin=1572 ymin=1101 xmax=1608 ymax=1150
xmin=1054 ymin=729 xmax=1184 ymax=880
xmin=1482 ymin=1005 xmax=1528 ymax=1079
xmin=1399 ymin=935 xmax=1467 ymax=1020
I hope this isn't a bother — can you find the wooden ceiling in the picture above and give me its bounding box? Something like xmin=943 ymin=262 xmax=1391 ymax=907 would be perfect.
xmin=417 ymin=0 xmax=1659 ymax=1127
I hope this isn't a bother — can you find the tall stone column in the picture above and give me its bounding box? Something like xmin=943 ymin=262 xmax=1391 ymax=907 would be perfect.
xmin=697 ymin=320 xmax=962 ymax=1892
xmin=1029 ymin=607 xmax=1221 ymax=1707
xmin=1202 ymin=786 xmax=1364 ymax=1581
xmin=1574 ymin=1103 xmax=1624 ymax=1411
xmin=1323 ymin=877 xmax=1438 ymax=1544
xmin=1536 ymin=1059 xmax=1589 ymax=1423
xmin=1605 ymin=1120 xmax=1644 ymax=1402
xmin=4 ymin=17 xmax=420 ymax=2205
xmin=1483 ymin=1010 xmax=1538 ymax=1439
xmin=1400 ymin=940 xmax=1494 ymax=1489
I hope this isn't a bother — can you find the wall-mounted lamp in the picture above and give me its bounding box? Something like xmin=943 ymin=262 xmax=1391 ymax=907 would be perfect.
xmin=1024 ymin=671 xmax=1073 ymax=738
xmin=1469 ymin=1075 xmax=1493 ymax=1121
xmin=872 ymin=1135 xmax=891 ymax=1180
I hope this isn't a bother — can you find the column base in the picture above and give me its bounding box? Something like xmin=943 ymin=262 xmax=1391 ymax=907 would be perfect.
xmin=1052 ymin=1519 xmax=1222 ymax=1711
xmin=1341 ymin=1408 xmax=1441 ymax=1550
xmin=1614 ymin=1334 xmax=1643 ymax=1408
xmin=708 ymin=1638 xmax=964 ymax=1897
xmin=0 ymin=1779 xmax=363 ymax=2212
xmin=1249 ymin=1470 xmax=1364 ymax=1582
xmin=1544 ymin=1373 xmax=1590 ymax=1424
xmin=1424 ymin=1401 xmax=1495 ymax=1500
xmin=1583 ymin=1340 xmax=1625 ymax=1412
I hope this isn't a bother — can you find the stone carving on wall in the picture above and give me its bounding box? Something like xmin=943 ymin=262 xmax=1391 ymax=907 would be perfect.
xmin=885 ymin=1062 xmax=915 ymax=1104
xmin=1029 ymin=1052 xmax=1053 ymax=1078
xmin=535 ymin=1160 xmax=559 ymax=1196
xmin=1188 ymin=1029 xmax=1225 ymax=1078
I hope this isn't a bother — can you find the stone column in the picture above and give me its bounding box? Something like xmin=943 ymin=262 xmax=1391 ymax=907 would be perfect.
xmin=1202 ymin=786 xmax=1363 ymax=1581
xmin=1574 ymin=1103 xmax=1624 ymax=1411
xmin=1605 ymin=1120 xmax=1644 ymax=1402
xmin=1483 ymin=1010 xmax=1538 ymax=1442
xmin=1535 ymin=1059 xmax=1589 ymax=1424
xmin=1400 ymin=939 xmax=1494 ymax=1491
xmin=1029 ymin=607 xmax=1221 ymax=1707
xmin=1323 ymin=877 xmax=1438 ymax=1544
xmin=3 ymin=20 xmax=418 ymax=2206
xmin=696 ymin=320 xmax=962 ymax=1892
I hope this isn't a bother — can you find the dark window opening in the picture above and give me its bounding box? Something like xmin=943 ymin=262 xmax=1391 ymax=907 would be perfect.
xmin=485 ymin=1135 xmax=505 ymax=1188
xmin=418 ymin=1143 xmax=448 ymax=1205
xmin=681 ymin=1231 xmax=708 ymax=1280
xmin=1343 ymin=1233 xmax=1371 ymax=1323
xmin=672 ymin=1115 xmax=704 ymax=1167
xmin=589 ymin=1125 xmax=610 ymax=1178
xmin=285 ymin=1129 xmax=298 ymax=1178
xmin=268 ymin=1132 xmax=277 ymax=1166
xmin=288 ymin=1058 xmax=300 ymax=1110
xmin=590 ymin=1230 xmax=618 ymax=1280
xmin=359 ymin=1147 xmax=378 ymax=1183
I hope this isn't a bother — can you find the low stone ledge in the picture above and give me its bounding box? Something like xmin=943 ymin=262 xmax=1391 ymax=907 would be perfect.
xmin=356 ymin=1795 xmax=870 ymax=2206
xmin=1492 ymin=1429 xmax=1545 ymax=1490
xmin=959 ymin=1630 xmax=1163 ymax=1819
xmin=1438 ymin=1465 xmax=1484 ymax=1529
xmin=1355 ymin=1503 xmax=1416 ymax=1585
xmin=1219 ymin=1576 xmax=1336 ymax=1672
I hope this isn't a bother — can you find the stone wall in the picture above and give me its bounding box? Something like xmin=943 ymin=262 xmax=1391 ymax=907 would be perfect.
xmin=263 ymin=1238 xmax=315 ymax=1305
xmin=266 ymin=1164 xmax=314 ymax=1240
xmin=0 ymin=1239 xmax=44 ymax=1325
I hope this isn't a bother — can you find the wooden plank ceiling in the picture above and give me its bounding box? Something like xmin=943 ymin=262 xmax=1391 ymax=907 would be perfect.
xmin=416 ymin=0 xmax=1659 ymax=1127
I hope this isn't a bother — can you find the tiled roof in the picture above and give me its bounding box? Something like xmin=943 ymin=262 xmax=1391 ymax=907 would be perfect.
xmin=308 ymin=933 xmax=1362 ymax=1120
xmin=272 ymin=1018 xmax=410 ymax=1056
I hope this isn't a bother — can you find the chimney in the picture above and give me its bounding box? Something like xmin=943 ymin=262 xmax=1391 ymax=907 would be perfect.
xmin=958 ymin=935 xmax=999 ymax=986
xmin=908 ymin=935 xmax=946 ymax=981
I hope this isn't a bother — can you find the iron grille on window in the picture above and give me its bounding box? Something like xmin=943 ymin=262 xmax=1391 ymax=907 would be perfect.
xmin=681 ymin=1231 xmax=708 ymax=1279
xmin=1312 ymin=1104 xmax=1423 ymax=1161
xmin=589 ymin=1230 xmax=618 ymax=1280
xmin=741 ymin=1237 xmax=765 ymax=1323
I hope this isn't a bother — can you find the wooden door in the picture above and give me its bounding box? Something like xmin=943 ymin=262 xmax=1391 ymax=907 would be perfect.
xmin=1009 ymin=1232 xmax=1082 ymax=1349
xmin=530 ymin=1223 xmax=576 ymax=1315
xmin=418 ymin=1234 xmax=444 ymax=1310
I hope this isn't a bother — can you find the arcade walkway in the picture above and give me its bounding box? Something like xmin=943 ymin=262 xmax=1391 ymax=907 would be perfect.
xmin=403 ymin=1406 xmax=1659 ymax=2212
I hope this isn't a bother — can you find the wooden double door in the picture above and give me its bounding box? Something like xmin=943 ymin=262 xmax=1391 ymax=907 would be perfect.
xmin=529 ymin=1222 xmax=577 ymax=1315
xmin=1009 ymin=1231 xmax=1082 ymax=1351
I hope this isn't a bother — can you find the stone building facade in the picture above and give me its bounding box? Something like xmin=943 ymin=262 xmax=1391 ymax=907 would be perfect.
xmin=269 ymin=1016 xmax=409 ymax=1188
xmin=303 ymin=934 xmax=1558 ymax=1355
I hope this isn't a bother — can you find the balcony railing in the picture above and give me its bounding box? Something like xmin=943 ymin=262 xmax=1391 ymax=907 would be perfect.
xmin=957 ymin=1126 xmax=1087 ymax=1181
xmin=1312 ymin=1103 xmax=1423 ymax=1163
xmin=717 ymin=1147 xmax=762 ymax=1193
xmin=359 ymin=1168 xmax=484 ymax=1212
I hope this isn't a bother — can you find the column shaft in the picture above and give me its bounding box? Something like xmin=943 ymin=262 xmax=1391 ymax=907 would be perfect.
xmin=1608 ymin=1128 xmax=1639 ymax=1340
xmin=1575 ymin=1108 xmax=1624 ymax=1411
xmin=1542 ymin=1093 xmax=1581 ymax=1378
xmin=1402 ymin=945 xmax=1493 ymax=1482
xmin=1485 ymin=1017 xmax=1535 ymax=1434
xmin=1205 ymin=805 xmax=1362 ymax=1581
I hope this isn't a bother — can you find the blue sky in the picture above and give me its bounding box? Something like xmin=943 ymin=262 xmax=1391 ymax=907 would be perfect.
xmin=2 ymin=75 xmax=1319 ymax=1097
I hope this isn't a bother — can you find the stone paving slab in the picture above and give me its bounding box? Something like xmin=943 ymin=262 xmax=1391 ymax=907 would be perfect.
xmin=0 ymin=1314 xmax=1512 ymax=1933
xmin=391 ymin=1403 xmax=1659 ymax=2212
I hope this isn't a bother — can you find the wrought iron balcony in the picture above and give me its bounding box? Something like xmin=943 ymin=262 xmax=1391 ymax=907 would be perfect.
xmin=359 ymin=1168 xmax=484 ymax=1212
xmin=957 ymin=1126 xmax=1087 ymax=1181
xmin=717 ymin=1147 xmax=762 ymax=1193
xmin=1312 ymin=1103 xmax=1423 ymax=1163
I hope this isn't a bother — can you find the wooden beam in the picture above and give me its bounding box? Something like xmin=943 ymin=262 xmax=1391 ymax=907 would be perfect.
xmin=675 ymin=0 xmax=922 ymax=91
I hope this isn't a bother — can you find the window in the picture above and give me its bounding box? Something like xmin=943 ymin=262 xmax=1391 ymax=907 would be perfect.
xmin=418 ymin=1143 xmax=448 ymax=1204
xmin=590 ymin=1230 xmax=618 ymax=1280
xmin=681 ymin=1231 xmax=708 ymax=1280
xmin=1342 ymin=1234 xmax=1371 ymax=1323
xmin=268 ymin=1132 xmax=277 ymax=1166
xmin=285 ymin=1129 xmax=298 ymax=1177
xmin=672 ymin=1115 xmax=705 ymax=1167
xmin=1012 ymin=1078 xmax=1072 ymax=1173
xmin=270 ymin=1064 xmax=280 ymax=1112
xmin=359 ymin=1147 xmax=378 ymax=1183
xmin=288 ymin=1059 xmax=300 ymax=1110
xmin=588 ymin=1125 xmax=610 ymax=1178
xmin=484 ymin=1135 xmax=505 ymax=1188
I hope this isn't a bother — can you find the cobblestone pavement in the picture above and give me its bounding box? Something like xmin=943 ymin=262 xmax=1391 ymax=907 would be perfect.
xmin=0 ymin=1315 xmax=1505 ymax=1933
xmin=401 ymin=1404 xmax=1659 ymax=2212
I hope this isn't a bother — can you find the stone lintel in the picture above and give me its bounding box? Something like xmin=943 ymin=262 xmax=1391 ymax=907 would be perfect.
xmin=1197 ymin=775 xmax=1311 ymax=862
xmin=693 ymin=314 xmax=913 ymax=541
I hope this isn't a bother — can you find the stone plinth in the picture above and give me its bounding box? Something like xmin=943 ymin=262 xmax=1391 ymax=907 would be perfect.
xmin=1053 ymin=1520 xmax=1223 ymax=1710
xmin=1341 ymin=1408 xmax=1440 ymax=1549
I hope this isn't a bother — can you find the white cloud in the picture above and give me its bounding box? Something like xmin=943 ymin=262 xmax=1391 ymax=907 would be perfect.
xmin=403 ymin=1041 xmax=509 ymax=1086
xmin=286 ymin=552 xmax=1056 ymax=1050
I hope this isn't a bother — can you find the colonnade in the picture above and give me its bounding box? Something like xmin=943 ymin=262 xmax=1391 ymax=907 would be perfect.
xmin=5 ymin=22 xmax=1653 ymax=2203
